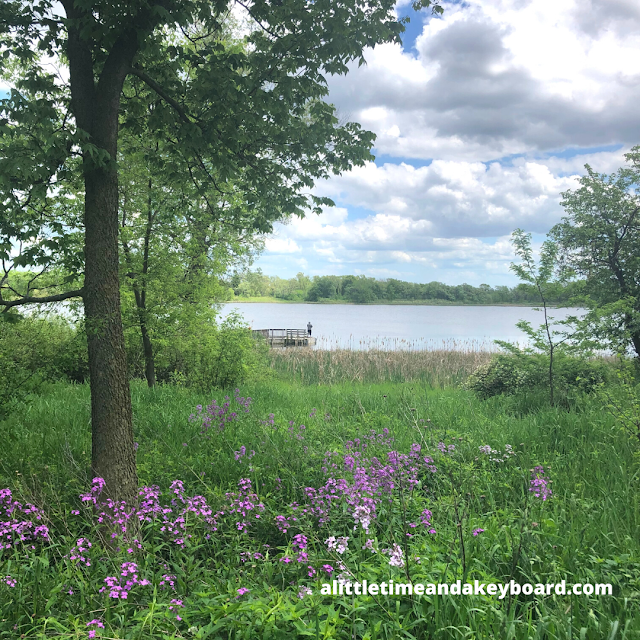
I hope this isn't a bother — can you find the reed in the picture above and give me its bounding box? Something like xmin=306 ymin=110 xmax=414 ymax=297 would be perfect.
xmin=268 ymin=339 xmax=498 ymax=385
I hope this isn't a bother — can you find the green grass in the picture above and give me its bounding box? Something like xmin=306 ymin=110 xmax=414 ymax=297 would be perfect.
xmin=1 ymin=376 xmax=639 ymax=638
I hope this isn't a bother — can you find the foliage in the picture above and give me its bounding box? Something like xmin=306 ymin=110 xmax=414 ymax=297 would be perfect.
xmin=0 ymin=0 xmax=428 ymax=299
xmin=0 ymin=314 xmax=87 ymax=415
xmin=2 ymin=0 xmax=445 ymax=501
xmin=551 ymin=148 xmax=640 ymax=358
xmin=0 ymin=310 xmax=266 ymax=407
xmin=466 ymin=353 xmax=611 ymax=402
xmin=465 ymin=355 xmax=530 ymax=399
xmin=0 ymin=380 xmax=639 ymax=638
xmin=500 ymin=229 xmax=588 ymax=406
xmin=117 ymin=73 xmax=271 ymax=386
xmin=229 ymin=270 xmax=583 ymax=305
xmin=156 ymin=312 xmax=270 ymax=390
xmin=231 ymin=269 xmax=312 ymax=301
xmin=597 ymin=361 xmax=640 ymax=444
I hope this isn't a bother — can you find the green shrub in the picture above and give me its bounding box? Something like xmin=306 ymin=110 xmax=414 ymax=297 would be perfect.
xmin=0 ymin=314 xmax=87 ymax=414
xmin=466 ymin=353 xmax=611 ymax=401
xmin=151 ymin=313 xmax=269 ymax=390
xmin=465 ymin=354 xmax=531 ymax=399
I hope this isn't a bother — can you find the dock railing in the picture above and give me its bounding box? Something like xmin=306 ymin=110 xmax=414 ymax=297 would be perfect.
xmin=252 ymin=329 xmax=309 ymax=339
xmin=252 ymin=329 xmax=314 ymax=346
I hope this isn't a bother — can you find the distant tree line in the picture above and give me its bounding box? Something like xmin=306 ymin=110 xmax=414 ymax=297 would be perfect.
xmin=225 ymin=270 xmax=582 ymax=305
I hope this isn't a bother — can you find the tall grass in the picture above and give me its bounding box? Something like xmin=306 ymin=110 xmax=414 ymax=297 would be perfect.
xmin=269 ymin=340 xmax=497 ymax=385
xmin=1 ymin=355 xmax=639 ymax=638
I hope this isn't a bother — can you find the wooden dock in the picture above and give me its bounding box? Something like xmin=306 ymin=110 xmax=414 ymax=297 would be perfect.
xmin=252 ymin=329 xmax=316 ymax=347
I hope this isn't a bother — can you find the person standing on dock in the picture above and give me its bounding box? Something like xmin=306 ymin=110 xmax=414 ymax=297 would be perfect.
xmin=307 ymin=321 xmax=313 ymax=336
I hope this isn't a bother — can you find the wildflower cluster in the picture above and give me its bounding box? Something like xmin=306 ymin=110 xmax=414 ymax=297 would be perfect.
xmin=479 ymin=444 xmax=515 ymax=462
xmin=189 ymin=389 xmax=251 ymax=436
xmin=292 ymin=533 xmax=309 ymax=562
xmin=240 ymin=551 xmax=264 ymax=563
xmin=344 ymin=428 xmax=394 ymax=453
xmin=437 ymin=442 xmax=456 ymax=455
xmin=304 ymin=440 xmax=437 ymax=532
xmin=287 ymin=422 xmax=306 ymax=441
xmin=382 ymin=543 xmax=405 ymax=568
xmin=0 ymin=488 xmax=49 ymax=553
xmin=325 ymin=536 xmax=349 ymax=555
xmin=159 ymin=573 xmax=176 ymax=590
xmin=76 ymin=475 xmax=267 ymax=546
xmin=529 ymin=465 xmax=552 ymax=501
xmin=169 ymin=598 xmax=184 ymax=620
xmin=418 ymin=508 xmax=436 ymax=534
xmin=100 ymin=562 xmax=150 ymax=599
xmin=261 ymin=413 xmax=275 ymax=426
xmin=224 ymin=478 xmax=265 ymax=533
xmin=234 ymin=446 xmax=256 ymax=462
xmin=66 ymin=538 xmax=92 ymax=567
xmin=85 ymin=619 xmax=104 ymax=639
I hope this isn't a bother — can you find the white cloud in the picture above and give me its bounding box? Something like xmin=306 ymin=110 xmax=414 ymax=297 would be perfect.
xmin=316 ymin=159 xmax=578 ymax=238
xmin=326 ymin=0 xmax=640 ymax=161
xmin=263 ymin=238 xmax=301 ymax=254
xmin=258 ymin=0 xmax=640 ymax=283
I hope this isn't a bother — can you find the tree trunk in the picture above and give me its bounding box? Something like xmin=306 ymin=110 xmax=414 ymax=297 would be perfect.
xmin=122 ymin=265 xmax=157 ymax=388
xmin=131 ymin=277 xmax=156 ymax=388
xmin=141 ymin=177 xmax=156 ymax=387
xmin=141 ymin=322 xmax=156 ymax=387
xmin=84 ymin=165 xmax=139 ymax=505
xmin=631 ymin=329 xmax=640 ymax=361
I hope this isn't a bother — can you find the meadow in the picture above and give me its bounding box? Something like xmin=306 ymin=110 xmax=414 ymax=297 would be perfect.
xmin=1 ymin=350 xmax=639 ymax=639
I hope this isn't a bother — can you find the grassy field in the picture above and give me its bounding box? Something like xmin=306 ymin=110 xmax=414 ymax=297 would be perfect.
xmin=0 ymin=358 xmax=639 ymax=638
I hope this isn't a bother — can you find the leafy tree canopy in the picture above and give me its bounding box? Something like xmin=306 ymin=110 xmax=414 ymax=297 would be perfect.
xmin=551 ymin=147 xmax=640 ymax=357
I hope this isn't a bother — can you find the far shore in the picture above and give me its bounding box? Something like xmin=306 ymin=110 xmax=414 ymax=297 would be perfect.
xmin=223 ymin=296 xmax=563 ymax=307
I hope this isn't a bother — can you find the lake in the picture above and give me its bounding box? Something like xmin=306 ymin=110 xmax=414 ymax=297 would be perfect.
xmin=219 ymin=303 xmax=582 ymax=351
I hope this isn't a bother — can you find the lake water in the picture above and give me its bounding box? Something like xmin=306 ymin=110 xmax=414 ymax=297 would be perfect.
xmin=219 ymin=303 xmax=582 ymax=351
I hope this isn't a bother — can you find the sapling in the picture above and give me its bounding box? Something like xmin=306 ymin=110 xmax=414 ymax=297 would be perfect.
xmin=500 ymin=229 xmax=584 ymax=406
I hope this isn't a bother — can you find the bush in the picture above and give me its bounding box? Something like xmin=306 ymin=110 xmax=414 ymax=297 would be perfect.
xmin=0 ymin=309 xmax=267 ymax=399
xmin=465 ymin=354 xmax=530 ymax=399
xmin=466 ymin=353 xmax=611 ymax=401
xmin=150 ymin=312 xmax=269 ymax=390
xmin=0 ymin=314 xmax=87 ymax=414
xmin=553 ymin=356 xmax=611 ymax=395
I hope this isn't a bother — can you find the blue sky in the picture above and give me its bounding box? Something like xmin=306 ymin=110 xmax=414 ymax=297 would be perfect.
xmin=254 ymin=0 xmax=640 ymax=286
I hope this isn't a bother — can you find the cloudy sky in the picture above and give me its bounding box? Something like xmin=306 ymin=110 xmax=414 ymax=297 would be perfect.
xmin=255 ymin=0 xmax=640 ymax=286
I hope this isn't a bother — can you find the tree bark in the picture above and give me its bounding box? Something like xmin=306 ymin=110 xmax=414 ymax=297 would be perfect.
xmin=84 ymin=166 xmax=139 ymax=504
xmin=140 ymin=320 xmax=156 ymax=387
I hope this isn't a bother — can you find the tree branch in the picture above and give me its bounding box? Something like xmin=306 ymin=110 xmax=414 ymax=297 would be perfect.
xmin=129 ymin=68 xmax=194 ymax=124
xmin=0 ymin=289 xmax=84 ymax=310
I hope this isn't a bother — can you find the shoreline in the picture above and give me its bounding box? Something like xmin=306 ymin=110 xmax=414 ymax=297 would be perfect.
xmin=224 ymin=297 xmax=561 ymax=308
